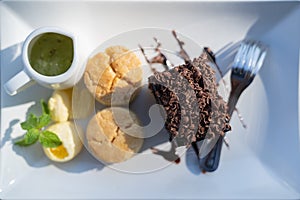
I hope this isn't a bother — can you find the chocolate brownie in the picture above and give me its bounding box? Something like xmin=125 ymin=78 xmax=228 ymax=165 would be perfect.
xmin=148 ymin=51 xmax=231 ymax=146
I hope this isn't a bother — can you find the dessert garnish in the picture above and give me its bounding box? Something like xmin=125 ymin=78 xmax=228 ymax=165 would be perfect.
xmin=15 ymin=89 xmax=84 ymax=162
xmin=43 ymin=121 xmax=83 ymax=162
xmin=15 ymin=100 xmax=62 ymax=148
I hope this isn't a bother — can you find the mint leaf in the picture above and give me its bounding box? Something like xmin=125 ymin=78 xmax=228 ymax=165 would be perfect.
xmin=36 ymin=100 xmax=51 ymax=129
xmin=36 ymin=113 xmax=51 ymax=129
xmin=20 ymin=114 xmax=38 ymax=130
xmin=15 ymin=128 xmax=40 ymax=146
xmin=21 ymin=100 xmax=51 ymax=130
xmin=41 ymin=99 xmax=50 ymax=115
xmin=16 ymin=99 xmax=61 ymax=149
xmin=39 ymin=130 xmax=62 ymax=148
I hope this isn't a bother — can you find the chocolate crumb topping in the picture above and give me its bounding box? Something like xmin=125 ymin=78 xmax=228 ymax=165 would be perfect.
xmin=148 ymin=50 xmax=231 ymax=147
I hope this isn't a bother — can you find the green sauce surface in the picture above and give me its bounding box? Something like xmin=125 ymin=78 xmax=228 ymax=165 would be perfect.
xmin=28 ymin=33 xmax=74 ymax=76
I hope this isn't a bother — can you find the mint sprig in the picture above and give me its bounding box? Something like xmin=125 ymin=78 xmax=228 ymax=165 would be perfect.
xmin=39 ymin=130 xmax=62 ymax=148
xmin=15 ymin=100 xmax=62 ymax=148
xmin=15 ymin=128 xmax=40 ymax=146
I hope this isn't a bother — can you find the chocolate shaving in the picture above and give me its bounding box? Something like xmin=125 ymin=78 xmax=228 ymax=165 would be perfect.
xmin=139 ymin=30 xmax=191 ymax=72
xmin=148 ymin=50 xmax=231 ymax=146
xmin=139 ymin=44 xmax=156 ymax=73
xmin=172 ymin=30 xmax=191 ymax=63
xmin=138 ymin=37 xmax=172 ymax=72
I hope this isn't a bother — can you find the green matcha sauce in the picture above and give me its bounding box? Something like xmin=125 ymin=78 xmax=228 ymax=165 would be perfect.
xmin=28 ymin=33 xmax=74 ymax=76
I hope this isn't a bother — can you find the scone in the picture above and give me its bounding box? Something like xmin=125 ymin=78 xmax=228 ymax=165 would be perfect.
xmin=84 ymin=46 xmax=142 ymax=106
xmin=86 ymin=107 xmax=143 ymax=163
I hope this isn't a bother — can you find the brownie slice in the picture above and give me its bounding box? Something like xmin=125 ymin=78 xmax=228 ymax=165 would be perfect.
xmin=148 ymin=51 xmax=231 ymax=146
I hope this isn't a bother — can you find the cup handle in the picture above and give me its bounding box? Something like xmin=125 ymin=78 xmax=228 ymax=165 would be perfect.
xmin=4 ymin=70 xmax=35 ymax=95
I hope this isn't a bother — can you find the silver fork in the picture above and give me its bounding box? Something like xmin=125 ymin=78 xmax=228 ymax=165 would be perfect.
xmin=198 ymin=40 xmax=267 ymax=172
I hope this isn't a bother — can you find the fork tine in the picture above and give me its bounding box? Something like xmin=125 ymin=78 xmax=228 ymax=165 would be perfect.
xmin=240 ymin=41 xmax=252 ymax=70
xmin=249 ymin=41 xmax=267 ymax=75
xmin=250 ymin=43 xmax=261 ymax=71
xmin=253 ymin=47 xmax=267 ymax=75
xmin=233 ymin=41 xmax=247 ymax=69
xmin=248 ymin=42 xmax=260 ymax=73
xmin=232 ymin=40 xmax=267 ymax=76
xmin=245 ymin=41 xmax=257 ymax=71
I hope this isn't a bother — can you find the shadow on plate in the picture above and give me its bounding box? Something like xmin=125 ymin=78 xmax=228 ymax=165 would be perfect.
xmin=52 ymin=148 xmax=104 ymax=173
xmin=0 ymin=43 xmax=53 ymax=108
xmin=12 ymin=139 xmax=104 ymax=173
xmin=0 ymin=119 xmax=20 ymax=148
xmin=12 ymin=139 xmax=51 ymax=168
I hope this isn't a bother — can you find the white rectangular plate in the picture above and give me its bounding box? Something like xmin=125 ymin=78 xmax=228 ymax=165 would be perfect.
xmin=1 ymin=1 xmax=300 ymax=199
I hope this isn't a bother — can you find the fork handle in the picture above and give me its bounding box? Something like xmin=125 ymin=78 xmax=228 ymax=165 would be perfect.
xmin=198 ymin=91 xmax=240 ymax=172
xmin=198 ymin=79 xmax=248 ymax=172
xmin=227 ymin=84 xmax=243 ymax=117
xmin=227 ymin=77 xmax=250 ymax=116
xmin=198 ymin=135 xmax=223 ymax=172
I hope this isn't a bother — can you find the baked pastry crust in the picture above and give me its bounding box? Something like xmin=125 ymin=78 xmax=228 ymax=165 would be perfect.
xmin=84 ymin=46 xmax=142 ymax=106
xmin=86 ymin=107 xmax=143 ymax=163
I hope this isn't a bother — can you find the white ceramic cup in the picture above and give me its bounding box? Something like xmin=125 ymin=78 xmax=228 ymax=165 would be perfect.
xmin=4 ymin=27 xmax=84 ymax=95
